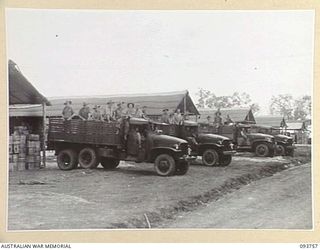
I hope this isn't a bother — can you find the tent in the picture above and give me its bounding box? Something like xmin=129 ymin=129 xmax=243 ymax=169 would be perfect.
xmin=9 ymin=90 xmax=199 ymax=118
xmin=197 ymin=107 xmax=255 ymax=124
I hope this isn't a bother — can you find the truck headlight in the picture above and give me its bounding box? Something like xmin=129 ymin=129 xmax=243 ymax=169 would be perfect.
xmin=217 ymin=140 xmax=223 ymax=145
xmin=172 ymin=144 xmax=179 ymax=150
xmin=266 ymin=138 xmax=273 ymax=143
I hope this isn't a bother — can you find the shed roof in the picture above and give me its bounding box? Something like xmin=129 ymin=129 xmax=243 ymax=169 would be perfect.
xmin=197 ymin=107 xmax=255 ymax=124
xmin=255 ymin=115 xmax=287 ymax=128
xmin=286 ymin=122 xmax=306 ymax=130
xmin=9 ymin=90 xmax=199 ymax=117
xmin=8 ymin=60 xmax=50 ymax=105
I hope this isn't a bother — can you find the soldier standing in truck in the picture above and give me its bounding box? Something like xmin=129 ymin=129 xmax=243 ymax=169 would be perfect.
xmin=78 ymin=102 xmax=91 ymax=120
xmin=161 ymin=109 xmax=170 ymax=124
xmin=62 ymin=100 xmax=74 ymax=120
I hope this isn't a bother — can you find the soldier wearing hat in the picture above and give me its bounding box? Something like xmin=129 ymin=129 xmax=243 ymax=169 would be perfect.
xmin=173 ymin=108 xmax=183 ymax=125
xmin=134 ymin=104 xmax=143 ymax=118
xmin=79 ymin=102 xmax=91 ymax=120
xmin=114 ymin=102 xmax=126 ymax=120
xmin=141 ymin=106 xmax=149 ymax=119
xmin=160 ymin=108 xmax=170 ymax=124
xmin=62 ymin=100 xmax=74 ymax=120
xmin=126 ymin=102 xmax=136 ymax=117
xmin=104 ymin=100 xmax=115 ymax=122
xmin=205 ymin=115 xmax=213 ymax=125
xmin=92 ymin=105 xmax=103 ymax=121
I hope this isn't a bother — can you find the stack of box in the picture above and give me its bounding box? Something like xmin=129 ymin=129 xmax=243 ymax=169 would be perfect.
xmin=9 ymin=126 xmax=41 ymax=171
xmin=26 ymin=134 xmax=41 ymax=169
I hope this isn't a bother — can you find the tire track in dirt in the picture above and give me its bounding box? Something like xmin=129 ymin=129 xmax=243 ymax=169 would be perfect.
xmin=111 ymin=156 xmax=311 ymax=228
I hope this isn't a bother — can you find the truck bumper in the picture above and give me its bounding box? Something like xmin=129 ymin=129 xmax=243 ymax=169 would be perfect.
xmin=223 ymin=150 xmax=237 ymax=156
xmin=178 ymin=155 xmax=197 ymax=162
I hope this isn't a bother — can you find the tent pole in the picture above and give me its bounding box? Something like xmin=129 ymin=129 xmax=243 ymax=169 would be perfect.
xmin=184 ymin=95 xmax=187 ymax=115
xmin=42 ymin=102 xmax=46 ymax=168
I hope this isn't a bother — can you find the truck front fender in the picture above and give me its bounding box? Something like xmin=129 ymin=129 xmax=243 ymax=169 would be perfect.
xmin=149 ymin=147 xmax=184 ymax=162
xmin=197 ymin=143 xmax=224 ymax=155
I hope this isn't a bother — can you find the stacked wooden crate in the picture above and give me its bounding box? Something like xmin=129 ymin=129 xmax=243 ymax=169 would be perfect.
xmin=9 ymin=126 xmax=41 ymax=171
xmin=26 ymin=134 xmax=41 ymax=169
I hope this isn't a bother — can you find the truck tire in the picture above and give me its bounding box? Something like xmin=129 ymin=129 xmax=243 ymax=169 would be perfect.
xmin=220 ymin=155 xmax=232 ymax=167
xmin=101 ymin=157 xmax=120 ymax=169
xmin=275 ymin=144 xmax=286 ymax=156
xmin=202 ymin=149 xmax=219 ymax=166
xmin=175 ymin=161 xmax=189 ymax=175
xmin=154 ymin=154 xmax=176 ymax=176
xmin=78 ymin=147 xmax=99 ymax=169
xmin=57 ymin=149 xmax=78 ymax=170
xmin=255 ymin=143 xmax=269 ymax=157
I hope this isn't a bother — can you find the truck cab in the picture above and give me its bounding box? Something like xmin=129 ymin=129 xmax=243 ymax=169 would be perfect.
xmin=48 ymin=117 xmax=192 ymax=176
xmin=250 ymin=125 xmax=295 ymax=156
xmin=153 ymin=120 xmax=236 ymax=167
xmin=199 ymin=123 xmax=276 ymax=157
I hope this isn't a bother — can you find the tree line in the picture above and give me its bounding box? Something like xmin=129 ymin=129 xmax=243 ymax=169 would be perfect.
xmin=196 ymin=88 xmax=311 ymax=120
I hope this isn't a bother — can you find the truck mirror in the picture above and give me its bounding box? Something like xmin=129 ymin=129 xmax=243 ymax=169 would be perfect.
xmin=155 ymin=129 xmax=163 ymax=135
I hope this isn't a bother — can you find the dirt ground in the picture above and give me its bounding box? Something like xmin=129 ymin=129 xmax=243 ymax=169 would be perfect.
xmin=161 ymin=162 xmax=312 ymax=229
xmin=7 ymin=147 xmax=311 ymax=230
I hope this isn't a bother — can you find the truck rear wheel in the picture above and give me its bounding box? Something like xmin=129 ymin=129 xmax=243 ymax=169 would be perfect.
xmin=202 ymin=149 xmax=219 ymax=166
xmin=275 ymin=144 xmax=286 ymax=156
xmin=57 ymin=149 xmax=78 ymax=170
xmin=255 ymin=143 xmax=269 ymax=157
xmin=154 ymin=154 xmax=176 ymax=176
xmin=220 ymin=155 xmax=232 ymax=166
xmin=175 ymin=161 xmax=189 ymax=175
xmin=101 ymin=158 xmax=120 ymax=169
xmin=78 ymin=147 xmax=99 ymax=169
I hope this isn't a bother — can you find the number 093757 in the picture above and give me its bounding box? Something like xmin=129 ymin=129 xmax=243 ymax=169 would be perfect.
xmin=300 ymin=244 xmax=318 ymax=249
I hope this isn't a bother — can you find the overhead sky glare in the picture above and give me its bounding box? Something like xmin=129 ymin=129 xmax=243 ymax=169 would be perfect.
xmin=6 ymin=9 xmax=314 ymax=114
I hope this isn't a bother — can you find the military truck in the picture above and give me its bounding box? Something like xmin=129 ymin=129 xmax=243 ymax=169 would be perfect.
xmin=199 ymin=123 xmax=276 ymax=157
xmin=250 ymin=125 xmax=295 ymax=156
xmin=47 ymin=117 xmax=192 ymax=176
xmin=152 ymin=120 xmax=236 ymax=167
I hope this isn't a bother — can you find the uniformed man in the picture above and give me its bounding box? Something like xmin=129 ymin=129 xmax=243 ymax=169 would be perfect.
xmin=126 ymin=103 xmax=136 ymax=117
xmin=173 ymin=109 xmax=183 ymax=125
xmin=78 ymin=102 xmax=91 ymax=120
xmin=92 ymin=105 xmax=103 ymax=121
xmin=62 ymin=100 xmax=74 ymax=120
xmin=134 ymin=104 xmax=143 ymax=118
xmin=225 ymin=114 xmax=233 ymax=125
xmin=104 ymin=101 xmax=115 ymax=122
xmin=141 ymin=106 xmax=149 ymax=119
xmin=160 ymin=109 xmax=170 ymax=124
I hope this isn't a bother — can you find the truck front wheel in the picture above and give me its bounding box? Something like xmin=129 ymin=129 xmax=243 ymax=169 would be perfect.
xmin=175 ymin=161 xmax=189 ymax=175
xmin=255 ymin=143 xmax=269 ymax=157
xmin=78 ymin=147 xmax=99 ymax=169
xmin=154 ymin=154 xmax=176 ymax=176
xmin=220 ymin=155 xmax=232 ymax=166
xmin=101 ymin=157 xmax=120 ymax=169
xmin=202 ymin=149 xmax=219 ymax=166
xmin=275 ymin=144 xmax=286 ymax=156
xmin=57 ymin=149 xmax=78 ymax=170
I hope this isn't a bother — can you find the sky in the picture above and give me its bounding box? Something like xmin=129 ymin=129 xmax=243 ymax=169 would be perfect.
xmin=6 ymin=9 xmax=314 ymax=114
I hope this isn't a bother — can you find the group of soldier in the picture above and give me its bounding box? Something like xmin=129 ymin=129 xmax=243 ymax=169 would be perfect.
xmin=62 ymin=100 xmax=148 ymax=122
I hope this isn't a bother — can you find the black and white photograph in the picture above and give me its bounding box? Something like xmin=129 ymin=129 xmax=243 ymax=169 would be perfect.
xmin=6 ymin=9 xmax=313 ymax=231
